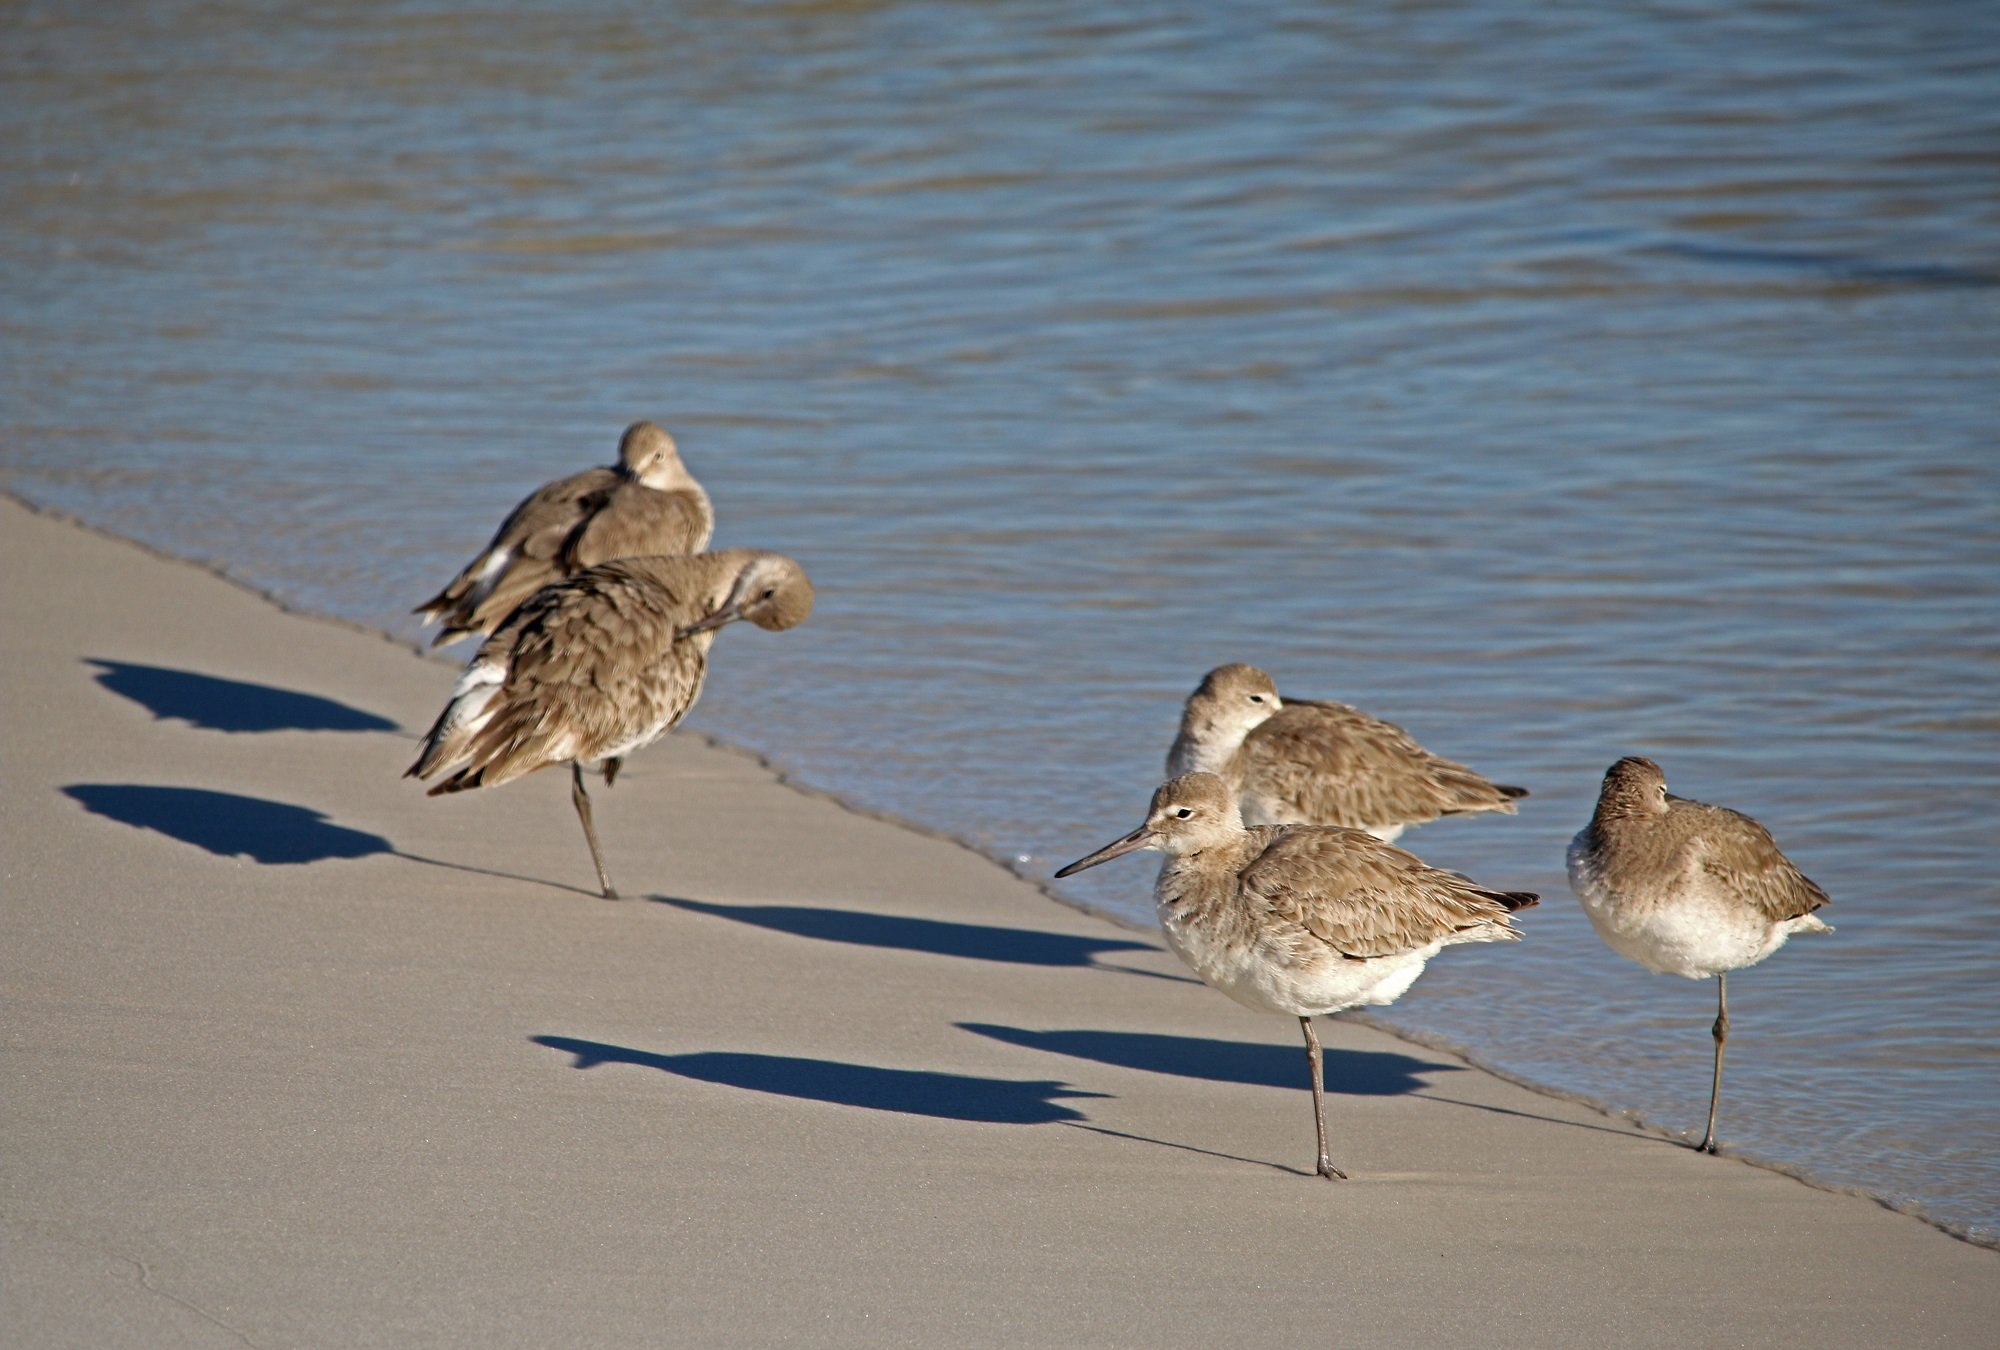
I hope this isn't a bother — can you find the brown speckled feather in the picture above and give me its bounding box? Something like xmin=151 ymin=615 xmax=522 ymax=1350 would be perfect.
xmin=408 ymin=543 xmax=807 ymax=900
xmin=414 ymin=467 xmax=621 ymax=633
xmin=1570 ymin=758 xmax=1831 ymax=931
xmin=408 ymin=550 xmax=811 ymax=795
xmin=415 ymin=422 xmax=713 ymax=646
xmin=442 ymin=480 xmax=713 ymax=641
xmin=443 ymin=559 xmax=708 ymax=790
xmin=1055 ymin=771 xmax=1534 ymax=1177
xmin=1673 ymin=797 xmax=1830 ymax=924
xmin=1564 ymin=756 xmax=1829 ymax=1152
xmin=568 ymin=485 xmax=710 ymax=570
xmin=1238 ymin=825 xmax=1537 ymax=959
xmin=1238 ymin=697 xmax=1523 ymax=830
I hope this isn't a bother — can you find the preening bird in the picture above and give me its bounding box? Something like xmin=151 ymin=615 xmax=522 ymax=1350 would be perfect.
xmin=408 ymin=549 xmax=812 ymax=898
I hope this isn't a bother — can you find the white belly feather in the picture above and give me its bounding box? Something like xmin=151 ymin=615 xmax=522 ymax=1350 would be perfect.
xmin=1159 ymin=906 xmax=1440 ymax=1018
xmin=1566 ymin=831 xmax=1810 ymax=979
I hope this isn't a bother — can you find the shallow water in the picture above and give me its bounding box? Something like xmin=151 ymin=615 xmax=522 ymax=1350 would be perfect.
xmin=4 ymin=0 xmax=1997 ymax=1240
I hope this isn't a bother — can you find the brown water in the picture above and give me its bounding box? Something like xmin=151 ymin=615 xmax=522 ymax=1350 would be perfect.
xmin=4 ymin=0 xmax=1998 ymax=1241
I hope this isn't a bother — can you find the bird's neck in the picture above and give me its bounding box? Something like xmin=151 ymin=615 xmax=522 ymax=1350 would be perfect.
xmin=634 ymin=460 xmax=703 ymax=498
xmin=1169 ymin=713 xmax=1248 ymax=777
xmin=1591 ymin=792 xmax=1663 ymax=829
xmin=1155 ymin=833 xmax=1262 ymax=922
xmin=1162 ymin=829 xmax=1261 ymax=876
xmin=624 ymin=553 xmax=740 ymax=627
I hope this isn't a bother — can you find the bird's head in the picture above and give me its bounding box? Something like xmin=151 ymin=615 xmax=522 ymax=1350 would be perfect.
xmin=678 ymin=553 xmax=815 ymax=639
xmin=616 ymin=421 xmax=695 ymax=491
xmin=1054 ymin=772 xmax=1244 ymax=877
xmin=1181 ymin=663 xmax=1282 ymax=742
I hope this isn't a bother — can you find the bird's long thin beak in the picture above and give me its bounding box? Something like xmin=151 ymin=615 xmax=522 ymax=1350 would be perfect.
xmin=676 ymin=602 xmax=744 ymax=641
xmin=1053 ymin=825 xmax=1155 ymax=878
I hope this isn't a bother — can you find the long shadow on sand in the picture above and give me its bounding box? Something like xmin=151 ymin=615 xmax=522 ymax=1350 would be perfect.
xmin=957 ymin=1023 xmax=1458 ymax=1096
xmin=65 ymin=783 xmax=625 ymax=895
xmin=62 ymin=784 xmax=391 ymax=865
xmin=533 ymin=1036 xmax=1107 ymax=1124
xmin=658 ymin=898 xmax=1161 ymax=968
xmin=86 ymin=658 xmax=400 ymax=733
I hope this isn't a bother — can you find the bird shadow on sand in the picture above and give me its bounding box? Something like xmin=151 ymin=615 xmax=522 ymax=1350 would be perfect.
xmin=956 ymin=1023 xmax=1458 ymax=1096
xmin=1059 ymin=1122 xmax=1309 ymax=1177
xmin=1405 ymin=1091 xmax=1660 ymax=1141
xmin=85 ymin=658 xmax=400 ymax=734
xmin=63 ymin=784 xmax=393 ymax=865
xmin=962 ymin=1023 xmax=1649 ymax=1143
xmin=63 ymin=781 xmax=604 ymax=895
xmin=532 ymin=1036 xmax=1107 ymax=1124
xmin=655 ymin=898 xmax=1183 ymax=979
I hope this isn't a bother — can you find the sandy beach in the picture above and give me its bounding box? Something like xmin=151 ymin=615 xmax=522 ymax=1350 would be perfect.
xmin=3 ymin=492 xmax=1994 ymax=1348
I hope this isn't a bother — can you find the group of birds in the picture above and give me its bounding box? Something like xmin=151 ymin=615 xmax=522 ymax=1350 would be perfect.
xmin=1060 ymin=666 xmax=1831 ymax=1179
xmin=405 ymin=422 xmax=813 ymax=899
xmin=403 ymin=423 xmax=1834 ymax=1182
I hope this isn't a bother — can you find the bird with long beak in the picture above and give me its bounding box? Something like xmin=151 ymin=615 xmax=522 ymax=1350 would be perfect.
xmin=407 ymin=549 xmax=812 ymax=898
xmin=1057 ymin=772 xmax=1536 ymax=1180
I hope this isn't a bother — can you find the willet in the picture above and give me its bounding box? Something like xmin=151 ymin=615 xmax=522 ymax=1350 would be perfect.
xmin=1166 ymin=663 xmax=1526 ymax=842
xmin=1566 ymin=756 xmax=1832 ymax=1153
xmin=414 ymin=421 xmax=713 ymax=647
xmin=406 ymin=549 xmax=812 ymax=898
xmin=1056 ymin=772 xmax=1536 ymax=1179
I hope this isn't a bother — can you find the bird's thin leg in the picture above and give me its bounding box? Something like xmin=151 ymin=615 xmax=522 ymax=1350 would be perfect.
xmin=570 ymin=761 xmax=618 ymax=900
xmin=602 ymin=756 xmax=623 ymax=788
xmin=1697 ymin=973 xmax=1728 ymax=1153
xmin=1300 ymin=1016 xmax=1347 ymax=1180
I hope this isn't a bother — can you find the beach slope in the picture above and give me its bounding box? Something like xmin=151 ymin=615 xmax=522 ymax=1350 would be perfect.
xmin=2 ymin=496 xmax=1993 ymax=1347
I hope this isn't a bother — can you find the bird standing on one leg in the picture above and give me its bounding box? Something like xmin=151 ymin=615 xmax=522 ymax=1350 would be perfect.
xmin=407 ymin=549 xmax=812 ymax=898
xmin=1166 ymin=663 xmax=1527 ymax=842
xmin=414 ymin=421 xmax=713 ymax=647
xmin=1566 ymin=756 xmax=1832 ymax=1153
xmin=1056 ymin=772 xmax=1536 ymax=1179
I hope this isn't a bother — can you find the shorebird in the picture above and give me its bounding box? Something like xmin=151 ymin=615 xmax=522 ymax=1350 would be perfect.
xmin=414 ymin=421 xmax=713 ymax=646
xmin=1056 ymin=772 xmax=1536 ymax=1179
xmin=407 ymin=549 xmax=812 ymax=898
xmin=1166 ymin=664 xmax=1526 ymax=842
xmin=1566 ymin=756 xmax=1832 ymax=1153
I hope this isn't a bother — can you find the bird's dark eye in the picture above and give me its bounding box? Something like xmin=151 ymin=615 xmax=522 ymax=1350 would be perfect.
xmin=1248 ymin=695 xmax=1265 ymax=704
xmin=761 ymin=588 xmax=776 ymax=600
xmin=1176 ymin=807 xmax=1192 ymax=818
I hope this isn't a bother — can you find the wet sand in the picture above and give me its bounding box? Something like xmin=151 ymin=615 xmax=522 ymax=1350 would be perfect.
xmin=3 ymin=494 xmax=1994 ymax=1348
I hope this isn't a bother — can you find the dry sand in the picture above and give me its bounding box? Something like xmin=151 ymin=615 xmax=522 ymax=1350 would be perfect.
xmin=3 ymin=494 xmax=1994 ymax=1347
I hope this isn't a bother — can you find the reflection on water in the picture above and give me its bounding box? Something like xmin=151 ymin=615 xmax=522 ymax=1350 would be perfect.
xmin=3 ymin=0 xmax=1997 ymax=1240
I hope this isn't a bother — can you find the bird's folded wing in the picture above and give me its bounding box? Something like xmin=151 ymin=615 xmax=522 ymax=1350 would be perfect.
xmin=1244 ymin=701 xmax=1509 ymax=826
xmin=1687 ymin=803 xmax=1832 ymax=923
xmin=568 ymin=484 xmax=713 ymax=570
xmin=1238 ymin=829 xmax=1509 ymax=959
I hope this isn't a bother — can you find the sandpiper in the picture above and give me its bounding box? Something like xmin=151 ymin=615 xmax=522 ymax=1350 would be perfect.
xmin=1166 ymin=664 xmax=1525 ymax=842
xmin=407 ymin=549 xmax=812 ymax=898
xmin=1057 ymin=772 xmax=1536 ymax=1179
xmin=1566 ymin=756 xmax=1832 ymax=1153
xmin=414 ymin=421 xmax=713 ymax=646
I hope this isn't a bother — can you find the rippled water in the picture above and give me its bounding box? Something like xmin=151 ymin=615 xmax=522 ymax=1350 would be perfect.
xmin=5 ymin=1 xmax=1997 ymax=1240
